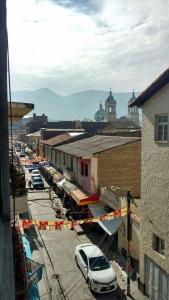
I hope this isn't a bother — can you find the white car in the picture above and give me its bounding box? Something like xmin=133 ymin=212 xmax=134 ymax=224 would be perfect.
xmin=31 ymin=170 xmax=41 ymax=178
xmin=75 ymin=243 xmax=117 ymax=294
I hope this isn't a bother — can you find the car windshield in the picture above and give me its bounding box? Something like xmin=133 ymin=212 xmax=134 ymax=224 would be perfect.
xmin=33 ymin=178 xmax=42 ymax=183
xmin=89 ymin=256 xmax=110 ymax=271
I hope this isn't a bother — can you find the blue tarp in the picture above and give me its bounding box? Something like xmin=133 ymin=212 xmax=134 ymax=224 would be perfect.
xmin=22 ymin=234 xmax=41 ymax=300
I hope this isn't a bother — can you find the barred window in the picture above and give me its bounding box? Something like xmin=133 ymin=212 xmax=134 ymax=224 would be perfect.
xmin=153 ymin=234 xmax=165 ymax=256
xmin=155 ymin=114 xmax=168 ymax=141
xmin=84 ymin=163 xmax=88 ymax=177
xmin=81 ymin=161 xmax=84 ymax=175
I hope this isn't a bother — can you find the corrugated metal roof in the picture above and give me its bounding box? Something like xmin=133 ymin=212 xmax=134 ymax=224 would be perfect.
xmin=55 ymin=135 xmax=140 ymax=158
xmin=9 ymin=102 xmax=34 ymax=122
xmin=40 ymin=133 xmax=76 ymax=146
xmin=26 ymin=130 xmax=41 ymax=137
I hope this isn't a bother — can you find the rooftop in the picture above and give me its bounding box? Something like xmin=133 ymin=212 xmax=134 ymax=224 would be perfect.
xmin=9 ymin=102 xmax=34 ymax=122
xmin=129 ymin=67 xmax=169 ymax=107
xmin=40 ymin=132 xmax=84 ymax=146
xmin=26 ymin=130 xmax=41 ymax=137
xmin=40 ymin=128 xmax=85 ymax=132
xmin=55 ymin=135 xmax=140 ymax=158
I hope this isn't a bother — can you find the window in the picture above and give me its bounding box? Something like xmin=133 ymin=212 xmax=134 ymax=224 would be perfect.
xmin=153 ymin=234 xmax=165 ymax=256
xmin=79 ymin=250 xmax=88 ymax=265
xmin=63 ymin=154 xmax=66 ymax=165
xmin=155 ymin=114 xmax=168 ymax=141
xmin=84 ymin=163 xmax=88 ymax=177
xmin=70 ymin=157 xmax=73 ymax=171
xmin=81 ymin=161 xmax=84 ymax=175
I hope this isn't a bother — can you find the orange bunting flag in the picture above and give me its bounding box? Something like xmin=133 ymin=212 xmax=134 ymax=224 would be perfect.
xmin=20 ymin=207 xmax=129 ymax=230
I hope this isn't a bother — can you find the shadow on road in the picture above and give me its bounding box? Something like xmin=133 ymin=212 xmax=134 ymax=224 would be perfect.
xmin=91 ymin=286 xmax=127 ymax=300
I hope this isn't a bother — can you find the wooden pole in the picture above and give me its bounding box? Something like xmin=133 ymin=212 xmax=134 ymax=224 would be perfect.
xmin=126 ymin=191 xmax=132 ymax=296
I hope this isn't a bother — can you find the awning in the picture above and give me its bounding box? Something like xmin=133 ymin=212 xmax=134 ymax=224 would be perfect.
xmin=71 ymin=189 xmax=99 ymax=206
xmin=53 ymin=171 xmax=64 ymax=183
xmin=89 ymin=203 xmax=123 ymax=236
xmin=56 ymin=178 xmax=67 ymax=189
xmin=62 ymin=181 xmax=77 ymax=195
xmin=89 ymin=203 xmax=106 ymax=217
xmin=98 ymin=218 xmax=123 ymax=236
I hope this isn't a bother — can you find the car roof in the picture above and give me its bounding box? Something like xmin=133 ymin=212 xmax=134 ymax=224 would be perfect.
xmin=33 ymin=177 xmax=42 ymax=181
xmin=81 ymin=244 xmax=103 ymax=258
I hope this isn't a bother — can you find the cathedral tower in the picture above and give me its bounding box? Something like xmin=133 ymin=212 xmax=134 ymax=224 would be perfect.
xmin=128 ymin=90 xmax=139 ymax=125
xmin=105 ymin=89 xmax=116 ymax=121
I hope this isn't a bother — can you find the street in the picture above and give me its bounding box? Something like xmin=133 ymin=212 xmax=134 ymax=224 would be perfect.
xmin=25 ymin=169 xmax=145 ymax=300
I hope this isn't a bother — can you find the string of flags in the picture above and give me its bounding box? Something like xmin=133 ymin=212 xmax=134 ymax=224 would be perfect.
xmin=20 ymin=207 xmax=129 ymax=231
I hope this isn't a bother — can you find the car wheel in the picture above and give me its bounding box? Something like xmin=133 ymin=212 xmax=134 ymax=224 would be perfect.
xmin=87 ymin=278 xmax=91 ymax=291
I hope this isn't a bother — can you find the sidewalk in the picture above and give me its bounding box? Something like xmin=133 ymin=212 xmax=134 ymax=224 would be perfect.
xmin=112 ymin=260 xmax=146 ymax=300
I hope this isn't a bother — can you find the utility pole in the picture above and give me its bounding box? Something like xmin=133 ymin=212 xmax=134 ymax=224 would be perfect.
xmin=126 ymin=191 xmax=133 ymax=297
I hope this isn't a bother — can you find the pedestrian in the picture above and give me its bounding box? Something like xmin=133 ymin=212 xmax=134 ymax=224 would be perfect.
xmin=28 ymin=179 xmax=32 ymax=190
xmin=49 ymin=188 xmax=51 ymax=200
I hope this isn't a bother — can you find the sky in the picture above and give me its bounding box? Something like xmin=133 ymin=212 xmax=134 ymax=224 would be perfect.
xmin=7 ymin=0 xmax=169 ymax=95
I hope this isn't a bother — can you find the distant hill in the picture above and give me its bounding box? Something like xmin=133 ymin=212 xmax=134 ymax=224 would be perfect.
xmin=11 ymin=88 xmax=139 ymax=121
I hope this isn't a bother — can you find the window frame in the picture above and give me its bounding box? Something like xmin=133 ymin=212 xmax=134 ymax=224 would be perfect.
xmin=70 ymin=157 xmax=73 ymax=172
xmin=79 ymin=250 xmax=88 ymax=265
xmin=153 ymin=234 xmax=165 ymax=256
xmin=155 ymin=114 xmax=168 ymax=142
xmin=84 ymin=163 xmax=88 ymax=177
xmin=81 ymin=161 xmax=84 ymax=176
xmin=63 ymin=154 xmax=66 ymax=165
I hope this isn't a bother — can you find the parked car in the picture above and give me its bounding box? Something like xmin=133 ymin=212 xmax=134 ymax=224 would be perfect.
xmin=31 ymin=170 xmax=41 ymax=178
xmin=28 ymin=166 xmax=36 ymax=173
xmin=19 ymin=152 xmax=26 ymax=158
xmin=32 ymin=176 xmax=44 ymax=190
xmin=75 ymin=243 xmax=117 ymax=294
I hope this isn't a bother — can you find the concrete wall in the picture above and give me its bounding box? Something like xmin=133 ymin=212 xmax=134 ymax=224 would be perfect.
xmin=96 ymin=141 xmax=141 ymax=198
xmin=139 ymin=82 xmax=169 ymax=283
xmin=118 ymin=218 xmax=140 ymax=261
xmin=77 ymin=159 xmax=92 ymax=193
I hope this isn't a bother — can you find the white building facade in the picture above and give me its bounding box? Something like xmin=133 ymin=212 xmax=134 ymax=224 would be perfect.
xmin=129 ymin=68 xmax=169 ymax=300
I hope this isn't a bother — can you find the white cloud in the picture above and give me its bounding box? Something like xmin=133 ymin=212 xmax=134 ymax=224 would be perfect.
xmin=7 ymin=0 xmax=169 ymax=94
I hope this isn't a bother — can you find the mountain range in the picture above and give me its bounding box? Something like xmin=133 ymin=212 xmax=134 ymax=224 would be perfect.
xmin=11 ymin=88 xmax=138 ymax=121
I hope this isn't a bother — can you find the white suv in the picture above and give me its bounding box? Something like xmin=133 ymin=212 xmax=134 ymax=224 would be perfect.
xmin=75 ymin=243 xmax=117 ymax=293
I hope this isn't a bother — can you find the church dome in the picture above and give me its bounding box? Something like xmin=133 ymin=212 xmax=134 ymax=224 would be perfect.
xmin=94 ymin=103 xmax=105 ymax=121
xmin=105 ymin=89 xmax=116 ymax=104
